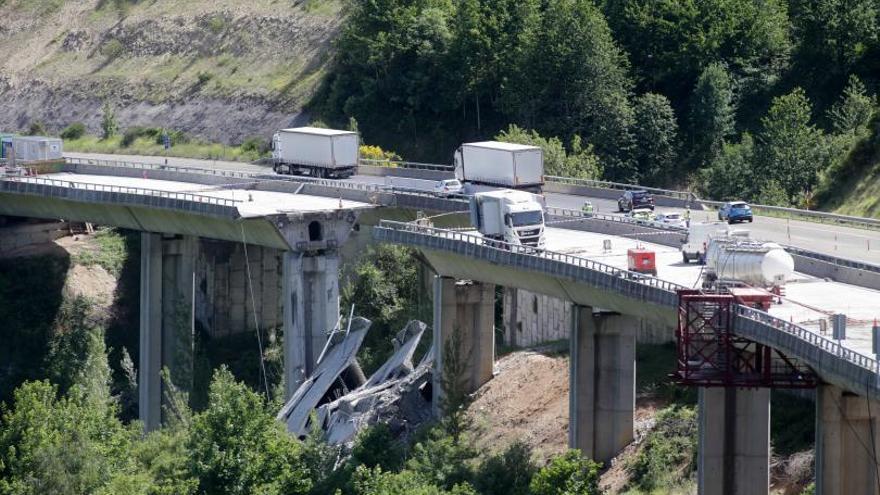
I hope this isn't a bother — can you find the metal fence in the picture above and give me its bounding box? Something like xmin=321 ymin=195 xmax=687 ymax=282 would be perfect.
xmin=544 ymin=175 xmax=699 ymax=202
xmin=1 ymin=176 xmax=242 ymax=208
xmin=66 ymin=157 xmax=257 ymax=180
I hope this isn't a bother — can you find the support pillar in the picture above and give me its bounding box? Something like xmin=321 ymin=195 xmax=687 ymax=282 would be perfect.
xmin=432 ymin=276 xmax=495 ymax=415
xmin=816 ymin=384 xmax=880 ymax=495
xmin=282 ymin=252 xmax=340 ymax=398
xmin=698 ymin=387 xmax=770 ymax=495
xmin=139 ymin=233 xmax=196 ymax=431
xmin=569 ymin=306 xmax=637 ymax=464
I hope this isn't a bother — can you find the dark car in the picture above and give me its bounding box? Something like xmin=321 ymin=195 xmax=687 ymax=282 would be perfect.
xmin=618 ymin=190 xmax=655 ymax=212
xmin=718 ymin=201 xmax=753 ymax=224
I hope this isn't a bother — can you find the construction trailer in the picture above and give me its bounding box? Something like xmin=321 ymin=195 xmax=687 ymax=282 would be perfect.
xmin=11 ymin=136 xmax=63 ymax=162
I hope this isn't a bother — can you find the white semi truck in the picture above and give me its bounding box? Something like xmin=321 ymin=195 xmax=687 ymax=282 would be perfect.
xmin=272 ymin=127 xmax=359 ymax=179
xmin=470 ymin=189 xmax=546 ymax=249
xmin=454 ymin=141 xmax=544 ymax=193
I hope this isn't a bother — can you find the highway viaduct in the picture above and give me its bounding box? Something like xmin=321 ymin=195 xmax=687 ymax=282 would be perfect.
xmin=4 ymin=157 xmax=880 ymax=494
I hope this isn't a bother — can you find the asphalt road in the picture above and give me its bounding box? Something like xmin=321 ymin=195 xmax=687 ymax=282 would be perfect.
xmin=64 ymin=152 xmax=880 ymax=264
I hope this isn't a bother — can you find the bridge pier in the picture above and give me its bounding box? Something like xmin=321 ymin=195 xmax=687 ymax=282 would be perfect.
xmin=282 ymin=251 xmax=341 ymax=398
xmin=432 ymin=276 xmax=495 ymax=415
xmin=816 ymin=384 xmax=880 ymax=495
xmin=139 ymin=233 xmax=197 ymax=432
xmin=697 ymin=387 xmax=770 ymax=495
xmin=569 ymin=306 xmax=637 ymax=465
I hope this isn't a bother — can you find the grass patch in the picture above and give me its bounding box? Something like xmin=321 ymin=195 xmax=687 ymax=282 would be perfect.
xmin=624 ymin=405 xmax=698 ymax=493
xmin=64 ymin=134 xmax=269 ymax=162
xmin=72 ymin=228 xmax=129 ymax=276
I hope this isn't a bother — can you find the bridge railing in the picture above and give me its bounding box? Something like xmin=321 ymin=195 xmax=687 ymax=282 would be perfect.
xmin=376 ymin=220 xmax=880 ymax=380
xmin=544 ymin=206 xmax=688 ymax=232
xmin=376 ymin=220 xmax=687 ymax=294
xmin=736 ymin=305 xmax=878 ymax=372
xmin=1 ymin=176 xmax=242 ymax=207
xmin=66 ymin=157 xmax=257 ymax=180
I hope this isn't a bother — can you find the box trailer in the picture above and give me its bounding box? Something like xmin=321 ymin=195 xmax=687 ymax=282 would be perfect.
xmin=454 ymin=141 xmax=543 ymax=192
xmin=272 ymin=127 xmax=359 ymax=179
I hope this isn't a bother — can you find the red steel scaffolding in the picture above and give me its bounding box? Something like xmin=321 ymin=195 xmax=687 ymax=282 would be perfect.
xmin=674 ymin=290 xmax=817 ymax=389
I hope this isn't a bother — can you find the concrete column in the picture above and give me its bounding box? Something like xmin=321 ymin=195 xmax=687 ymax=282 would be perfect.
xmin=432 ymin=276 xmax=495 ymax=415
xmin=282 ymin=251 xmax=340 ymax=398
xmin=698 ymin=387 xmax=770 ymax=495
xmin=569 ymin=306 xmax=637 ymax=464
xmin=816 ymin=384 xmax=880 ymax=495
xmin=139 ymin=233 xmax=162 ymax=432
xmin=139 ymin=233 xmax=196 ymax=431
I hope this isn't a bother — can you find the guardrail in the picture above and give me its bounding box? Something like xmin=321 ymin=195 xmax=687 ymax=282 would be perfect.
xmin=66 ymin=157 xmax=257 ymax=180
xmin=544 ymin=175 xmax=698 ymax=202
xmin=544 ymin=206 xmax=688 ymax=232
xmin=1 ymin=176 xmax=242 ymax=207
xmin=359 ymin=158 xmax=453 ymax=171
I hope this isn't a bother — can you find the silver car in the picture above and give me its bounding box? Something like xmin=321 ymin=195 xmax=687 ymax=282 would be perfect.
xmin=433 ymin=179 xmax=463 ymax=197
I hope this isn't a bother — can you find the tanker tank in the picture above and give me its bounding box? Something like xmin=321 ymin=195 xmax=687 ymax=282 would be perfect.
xmin=705 ymin=239 xmax=794 ymax=286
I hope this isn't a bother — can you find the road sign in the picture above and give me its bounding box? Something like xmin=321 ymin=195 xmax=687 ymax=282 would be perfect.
xmin=163 ymin=134 xmax=171 ymax=150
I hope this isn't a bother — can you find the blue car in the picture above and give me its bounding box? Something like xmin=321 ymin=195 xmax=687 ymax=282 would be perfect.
xmin=718 ymin=201 xmax=753 ymax=224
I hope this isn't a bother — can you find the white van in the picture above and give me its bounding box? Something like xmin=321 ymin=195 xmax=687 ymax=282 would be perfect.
xmin=681 ymin=222 xmax=730 ymax=264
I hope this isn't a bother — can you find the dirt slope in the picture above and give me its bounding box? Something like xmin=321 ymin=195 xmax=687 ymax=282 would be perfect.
xmin=0 ymin=0 xmax=343 ymax=142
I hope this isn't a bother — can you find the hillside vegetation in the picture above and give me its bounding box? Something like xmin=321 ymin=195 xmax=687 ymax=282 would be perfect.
xmin=311 ymin=0 xmax=880 ymax=210
xmin=0 ymin=0 xmax=343 ymax=143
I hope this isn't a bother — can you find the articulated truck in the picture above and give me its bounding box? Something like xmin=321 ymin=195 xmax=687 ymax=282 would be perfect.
xmin=272 ymin=127 xmax=359 ymax=179
xmin=470 ymin=189 xmax=546 ymax=249
xmin=454 ymin=141 xmax=544 ymax=194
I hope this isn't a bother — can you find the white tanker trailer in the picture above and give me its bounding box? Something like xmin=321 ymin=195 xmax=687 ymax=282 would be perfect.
xmin=703 ymin=238 xmax=795 ymax=287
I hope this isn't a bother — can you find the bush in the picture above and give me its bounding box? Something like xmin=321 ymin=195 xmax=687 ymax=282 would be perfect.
xmin=530 ymin=450 xmax=601 ymax=495
xmin=60 ymin=122 xmax=86 ymax=140
xmin=351 ymin=424 xmax=404 ymax=472
xmin=359 ymin=145 xmax=401 ymax=164
xmin=626 ymin=405 xmax=697 ymax=491
xmin=153 ymin=129 xmax=190 ymax=146
xmin=241 ymin=136 xmax=269 ymax=155
xmin=27 ymin=121 xmax=47 ymax=136
xmin=473 ymin=442 xmax=536 ymax=495
xmin=101 ymin=39 xmax=124 ymax=59
xmin=121 ymin=126 xmax=161 ymax=148
xmin=196 ymin=71 xmax=214 ymax=86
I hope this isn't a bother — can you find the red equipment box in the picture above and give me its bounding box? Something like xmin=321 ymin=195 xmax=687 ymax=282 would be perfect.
xmin=627 ymin=247 xmax=657 ymax=276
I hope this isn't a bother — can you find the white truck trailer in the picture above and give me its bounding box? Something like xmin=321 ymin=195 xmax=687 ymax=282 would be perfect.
xmin=454 ymin=141 xmax=544 ymax=193
xmin=470 ymin=189 xmax=546 ymax=249
xmin=272 ymin=127 xmax=359 ymax=179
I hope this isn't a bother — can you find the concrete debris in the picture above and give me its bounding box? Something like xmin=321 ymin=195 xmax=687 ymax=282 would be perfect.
xmin=279 ymin=320 xmax=434 ymax=447
xmin=277 ymin=317 xmax=371 ymax=435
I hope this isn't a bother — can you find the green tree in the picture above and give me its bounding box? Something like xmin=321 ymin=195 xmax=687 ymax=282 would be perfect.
xmin=632 ymin=93 xmax=680 ymax=184
xmin=187 ymin=367 xmax=311 ymax=495
xmin=101 ymin=102 xmax=118 ymax=140
xmin=505 ymin=0 xmax=636 ymax=181
xmin=754 ymin=88 xmax=828 ymax=200
xmin=790 ymin=0 xmax=879 ymax=75
xmin=689 ymin=63 xmax=736 ymax=168
xmin=473 ymin=441 xmax=536 ymax=495
xmin=828 ymin=75 xmax=876 ymax=135
xmin=353 ymin=466 xmax=477 ymax=495
xmin=406 ymin=427 xmax=476 ymax=491
xmin=341 ymin=245 xmax=422 ymax=373
xmin=45 ymin=296 xmax=111 ymax=401
xmin=604 ymin=0 xmax=790 ymax=101
xmin=698 ymin=133 xmax=756 ymax=201
xmin=495 ymin=125 xmax=602 ymax=179
xmin=529 ymin=450 xmax=601 ymax=495
xmin=627 ymin=406 xmax=697 ymax=491
xmin=0 ymin=381 xmax=136 ymax=495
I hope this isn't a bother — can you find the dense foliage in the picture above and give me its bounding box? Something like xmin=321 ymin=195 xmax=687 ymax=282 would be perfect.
xmin=316 ymin=0 xmax=880 ymax=205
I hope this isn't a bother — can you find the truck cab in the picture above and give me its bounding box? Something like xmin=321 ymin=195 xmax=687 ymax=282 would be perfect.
xmin=470 ymin=190 xmax=546 ymax=249
xmin=681 ymin=222 xmax=730 ymax=264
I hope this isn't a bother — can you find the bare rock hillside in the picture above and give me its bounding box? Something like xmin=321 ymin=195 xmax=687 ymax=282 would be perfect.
xmin=0 ymin=0 xmax=344 ymax=142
